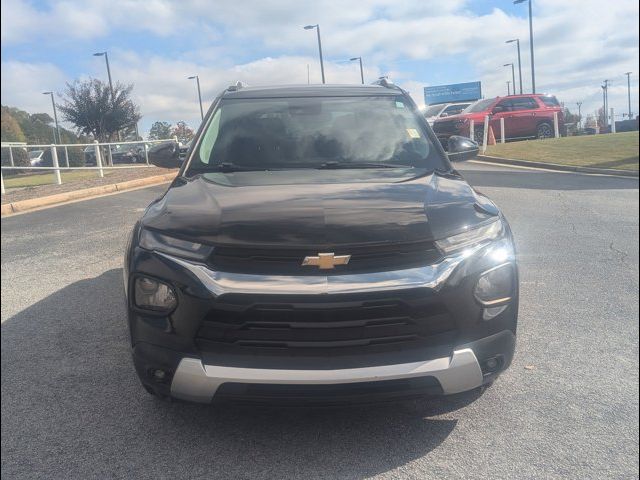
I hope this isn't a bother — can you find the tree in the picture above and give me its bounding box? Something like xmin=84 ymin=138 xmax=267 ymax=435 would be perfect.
xmin=171 ymin=121 xmax=195 ymax=144
xmin=58 ymin=78 xmax=141 ymax=142
xmin=1 ymin=108 xmax=26 ymax=142
xmin=148 ymin=121 xmax=173 ymax=140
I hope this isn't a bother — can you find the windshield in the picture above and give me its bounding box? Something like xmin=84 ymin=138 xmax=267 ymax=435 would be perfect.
xmin=423 ymin=105 xmax=444 ymax=117
xmin=189 ymin=95 xmax=446 ymax=174
xmin=465 ymin=98 xmax=496 ymax=113
xmin=29 ymin=150 xmax=44 ymax=159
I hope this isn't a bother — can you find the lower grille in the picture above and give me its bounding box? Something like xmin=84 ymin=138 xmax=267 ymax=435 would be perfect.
xmin=195 ymin=290 xmax=457 ymax=361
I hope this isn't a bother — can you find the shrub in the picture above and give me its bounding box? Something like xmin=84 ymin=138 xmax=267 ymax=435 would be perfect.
xmin=1 ymin=147 xmax=29 ymax=176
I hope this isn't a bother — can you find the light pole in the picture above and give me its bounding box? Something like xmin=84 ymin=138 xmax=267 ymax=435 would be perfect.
xmin=602 ymin=80 xmax=609 ymax=128
xmin=93 ymin=51 xmax=120 ymax=141
xmin=514 ymin=0 xmax=535 ymax=93
xmin=42 ymin=91 xmax=61 ymax=144
xmin=304 ymin=24 xmax=325 ymax=84
xmin=349 ymin=56 xmax=364 ymax=84
xmin=188 ymin=75 xmax=204 ymax=120
xmin=625 ymin=72 xmax=632 ymax=118
xmin=504 ymin=63 xmax=516 ymax=94
xmin=506 ymin=39 xmax=523 ymax=94
xmin=507 ymin=81 xmax=511 ymax=96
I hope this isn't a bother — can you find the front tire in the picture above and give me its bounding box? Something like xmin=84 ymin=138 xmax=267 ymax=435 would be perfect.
xmin=536 ymin=122 xmax=553 ymax=139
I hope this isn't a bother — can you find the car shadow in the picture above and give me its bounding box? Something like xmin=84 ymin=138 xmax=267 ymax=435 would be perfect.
xmin=458 ymin=166 xmax=638 ymax=191
xmin=1 ymin=269 xmax=482 ymax=480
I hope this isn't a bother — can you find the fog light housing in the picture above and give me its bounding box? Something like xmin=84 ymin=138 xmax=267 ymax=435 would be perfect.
xmin=134 ymin=276 xmax=177 ymax=311
xmin=474 ymin=263 xmax=514 ymax=306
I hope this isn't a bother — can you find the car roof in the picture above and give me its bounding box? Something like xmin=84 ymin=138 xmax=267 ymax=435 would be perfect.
xmin=221 ymin=84 xmax=400 ymax=99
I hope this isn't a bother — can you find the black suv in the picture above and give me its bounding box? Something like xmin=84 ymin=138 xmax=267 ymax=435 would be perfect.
xmin=125 ymin=81 xmax=518 ymax=404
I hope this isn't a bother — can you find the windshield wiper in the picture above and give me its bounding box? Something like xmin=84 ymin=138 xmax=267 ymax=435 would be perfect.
xmin=208 ymin=163 xmax=268 ymax=172
xmin=317 ymin=161 xmax=411 ymax=170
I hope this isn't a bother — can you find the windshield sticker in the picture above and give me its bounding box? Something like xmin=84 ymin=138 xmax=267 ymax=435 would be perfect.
xmin=406 ymin=128 xmax=421 ymax=139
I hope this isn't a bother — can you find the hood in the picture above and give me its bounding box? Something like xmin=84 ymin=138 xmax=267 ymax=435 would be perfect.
xmin=141 ymin=172 xmax=498 ymax=248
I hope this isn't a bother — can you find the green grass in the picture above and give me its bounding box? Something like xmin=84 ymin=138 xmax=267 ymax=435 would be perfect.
xmin=484 ymin=131 xmax=639 ymax=171
xmin=4 ymin=169 xmax=114 ymax=189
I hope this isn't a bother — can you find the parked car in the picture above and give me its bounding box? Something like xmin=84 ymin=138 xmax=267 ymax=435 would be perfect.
xmin=126 ymin=81 xmax=518 ymax=404
xmin=28 ymin=149 xmax=46 ymax=166
xmin=432 ymin=94 xmax=565 ymax=146
xmin=84 ymin=144 xmax=144 ymax=165
xmin=423 ymin=102 xmax=472 ymax=125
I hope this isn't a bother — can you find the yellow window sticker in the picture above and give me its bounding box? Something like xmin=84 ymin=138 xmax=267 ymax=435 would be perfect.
xmin=407 ymin=128 xmax=421 ymax=139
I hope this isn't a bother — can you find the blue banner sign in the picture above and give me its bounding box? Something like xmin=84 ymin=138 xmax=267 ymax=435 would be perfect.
xmin=424 ymin=81 xmax=482 ymax=105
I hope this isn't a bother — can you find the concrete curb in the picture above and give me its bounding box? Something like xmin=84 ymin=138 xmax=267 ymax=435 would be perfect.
xmin=476 ymin=155 xmax=639 ymax=178
xmin=1 ymin=172 xmax=176 ymax=216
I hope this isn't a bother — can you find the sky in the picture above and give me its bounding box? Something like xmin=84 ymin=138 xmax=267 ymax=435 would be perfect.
xmin=1 ymin=0 xmax=639 ymax=137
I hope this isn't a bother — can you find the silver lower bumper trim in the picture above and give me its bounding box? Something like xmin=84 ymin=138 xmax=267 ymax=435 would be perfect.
xmin=170 ymin=348 xmax=484 ymax=403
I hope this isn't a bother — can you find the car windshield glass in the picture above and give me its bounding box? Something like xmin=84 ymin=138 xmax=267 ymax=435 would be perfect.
xmin=28 ymin=150 xmax=43 ymax=159
xmin=189 ymin=95 xmax=445 ymax=174
xmin=540 ymin=95 xmax=560 ymax=107
xmin=465 ymin=98 xmax=496 ymax=113
xmin=423 ymin=105 xmax=443 ymax=117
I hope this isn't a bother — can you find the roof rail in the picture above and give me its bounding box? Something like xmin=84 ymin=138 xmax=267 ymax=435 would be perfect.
xmin=371 ymin=76 xmax=399 ymax=90
xmin=227 ymin=81 xmax=247 ymax=92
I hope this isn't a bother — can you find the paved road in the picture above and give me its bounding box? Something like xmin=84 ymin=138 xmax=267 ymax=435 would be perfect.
xmin=2 ymin=163 xmax=638 ymax=480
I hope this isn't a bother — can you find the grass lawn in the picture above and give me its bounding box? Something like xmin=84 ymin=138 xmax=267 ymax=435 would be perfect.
xmin=4 ymin=170 xmax=115 ymax=189
xmin=484 ymin=131 xmax=639 ymax=171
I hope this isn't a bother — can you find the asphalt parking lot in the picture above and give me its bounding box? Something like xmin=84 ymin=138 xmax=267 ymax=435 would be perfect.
xmin=1 ymin=161 xmax=638 ymax=480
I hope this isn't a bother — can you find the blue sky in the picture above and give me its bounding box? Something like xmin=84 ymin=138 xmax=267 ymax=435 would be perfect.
xmin=2 ymin=0 xmax=638 ymax=135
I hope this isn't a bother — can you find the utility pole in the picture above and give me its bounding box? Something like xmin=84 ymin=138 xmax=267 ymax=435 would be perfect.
xmin=514 ymin=0 xmax=536 ymax=93
xmin=576 ymin=101 xmax=582 ymax=128
xmin=625 ymin=72 xmax=632 ymax=118
xmin=507 ymin=81 xmax=511 ymax=96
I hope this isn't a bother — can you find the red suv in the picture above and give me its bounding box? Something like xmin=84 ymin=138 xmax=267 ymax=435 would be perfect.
xmin=432 ymin=94 xmax=564 ymax=146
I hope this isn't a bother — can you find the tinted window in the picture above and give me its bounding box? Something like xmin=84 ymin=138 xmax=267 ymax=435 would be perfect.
xmin=510 ymin=97 xmax=539 ymax=111
xmin=466 ymin=98 xmax=496 ymax=113
xmin=190 ymin=96 xmax=445 ymax=174
xmin=442 ymin=104 xmax=470 ymax=115
xmin=495 ymin=99 xmax=513 ymax=112
xmin=423 ymin=105 xmax=444 ymax=117
xmin=540 ymin=95 xmax=560 ymax=107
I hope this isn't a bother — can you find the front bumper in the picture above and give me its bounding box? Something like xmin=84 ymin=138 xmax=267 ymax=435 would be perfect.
xmin=126 ymin=228 xmax=518 ymax=403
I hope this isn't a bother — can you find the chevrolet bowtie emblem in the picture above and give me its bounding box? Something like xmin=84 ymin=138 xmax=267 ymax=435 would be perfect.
xmin=302 ymin=253 xmax=351 ymax=269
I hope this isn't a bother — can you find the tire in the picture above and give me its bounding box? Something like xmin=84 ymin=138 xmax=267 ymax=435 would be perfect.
xmin=473 ymin=128 xmax=484 ymax=145
xmin=536 ymin=122 xmax=553 ymax=139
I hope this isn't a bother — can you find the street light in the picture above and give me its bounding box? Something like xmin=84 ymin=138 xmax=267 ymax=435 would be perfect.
xmin=42 ymin=91 xmax=61 ymax=144
xmin=576 ymin=101 xmax=582 ymax=128
xmin=514 ymin=0 xmax=536 ymax=93
xmin=93 ymin=51 xmax=120 ymax=141
xmin=188 ymin=75 xmax=204 ymax=120
xmin=507 ymin=81 xmax=511 ymax=96
xmin=625 ymin=72 xmax=632 ymax=118
xmin=504 ymin=63 xmax=516 ymax=95
xmin=349 ymin=57 xmax=364 ymax=84
xmin=304 ymin=24 xmax=325 ymax=84
xmin=506 ymin=39 xmax=523 ymax=94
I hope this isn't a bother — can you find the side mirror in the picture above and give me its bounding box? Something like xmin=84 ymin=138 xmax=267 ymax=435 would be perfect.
xmin=148 ymin=141 xmax=182 ymax=169
xmin=447 ymin=135 xmax=480 ymax=162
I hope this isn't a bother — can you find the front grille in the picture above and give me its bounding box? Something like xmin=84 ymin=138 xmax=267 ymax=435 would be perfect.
xmin=195 ymin=290 xmax=457 ymax=363
xmin=208 ymin=241 xmax=442 ymax=275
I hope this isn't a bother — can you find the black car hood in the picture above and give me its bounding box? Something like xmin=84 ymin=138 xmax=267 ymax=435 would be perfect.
xmin=141 ymin=171 xmax=498 ymax=247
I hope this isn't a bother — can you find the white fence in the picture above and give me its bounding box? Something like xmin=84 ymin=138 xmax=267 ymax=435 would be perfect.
xmin=1 ymin=138 xmax=175 ymax=195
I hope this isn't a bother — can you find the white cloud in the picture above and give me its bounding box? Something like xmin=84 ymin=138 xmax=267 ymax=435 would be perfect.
xmin=1 ymin=0 xmax=638 ymax=132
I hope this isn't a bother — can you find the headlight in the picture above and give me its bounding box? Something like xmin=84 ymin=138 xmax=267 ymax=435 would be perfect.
xmin=474 ymin=263 xmax=514 ymax=306
xmin=435 ymin=218 xmax=503 ymax=255
xmin=134 ymin=276 xmax=177 ymax=311
xmin=139 ymin=229 xmax=213 ymax=261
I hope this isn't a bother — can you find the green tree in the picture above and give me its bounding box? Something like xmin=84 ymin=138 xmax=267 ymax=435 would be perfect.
xmin=1 ymin=108 xmax=29 ymax=171
xmin=171 ymin=121 xmax=195 ymax=144
xmin=148 ymin=121 xmax=173 ymax=140
xmin=58 ymin=78 xmax=141 ymax=142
